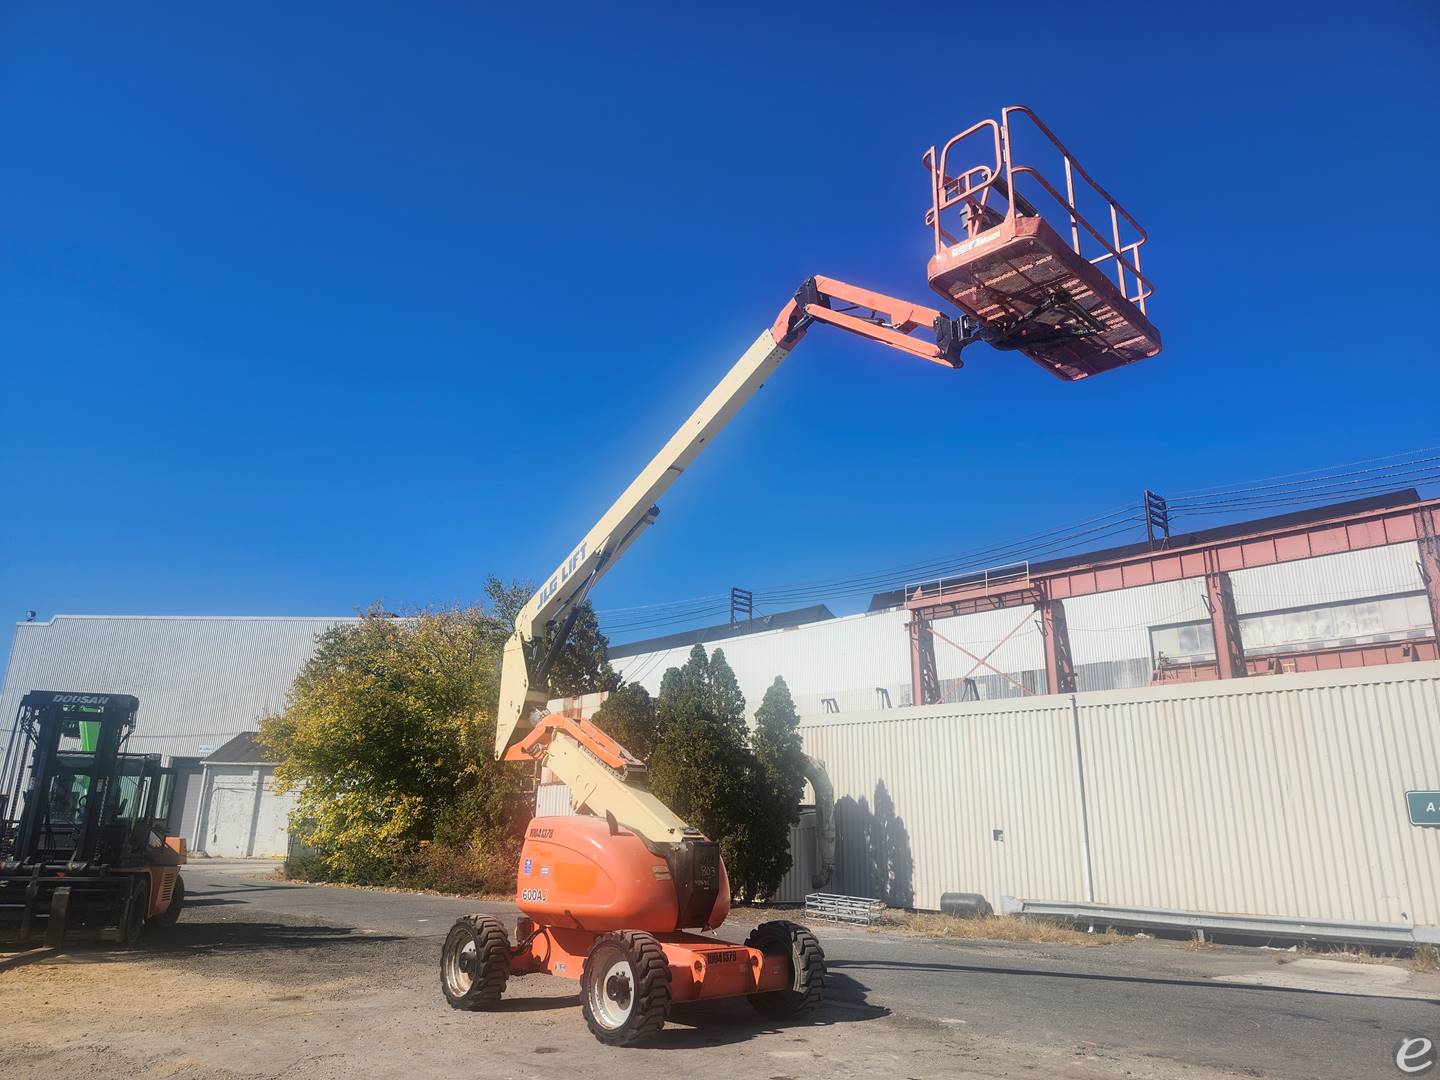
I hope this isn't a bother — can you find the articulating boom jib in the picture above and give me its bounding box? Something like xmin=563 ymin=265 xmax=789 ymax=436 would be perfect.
xmin=449 ymin=107 xmax=1160 ymax=1046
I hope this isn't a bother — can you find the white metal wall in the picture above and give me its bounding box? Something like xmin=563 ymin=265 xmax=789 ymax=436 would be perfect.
xmin=535 ymin=781 xmax=575 ymax=818
xmin=799 ymin=662 xmax=1440 ymax=927
xmin=193 ymin=764 xmax=296 ymax=858
xmin=1074 ymin=664 xmax=1440 ymax=924
xmin=1230 ymin=541 xmax=1423 ymax=615
xmin=608 ymin=542 xmax=1434 ymax=715
xmin=611 ymin=609 xmax=913 ymax=717
xmin=0 ymin=615 xmax=356 ymax=760
xmin=800 ymin=695 xmax=1084 ymax=910
xmin=773 ymin=808 xmax=818 ymax=903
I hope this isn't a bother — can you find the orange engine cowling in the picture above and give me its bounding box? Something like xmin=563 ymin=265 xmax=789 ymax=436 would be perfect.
xmin=515 ymin=816 xmax=730 ymax=933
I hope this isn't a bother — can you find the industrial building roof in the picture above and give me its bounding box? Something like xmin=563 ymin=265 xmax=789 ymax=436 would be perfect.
xmin=0 ymin=614 xmax=356 ymax=761
xmin=864 ymin=490 xmax=1425 ymax=611
xmin=205 ymin=730 xmax=272 ymax=765
xmin=607 ymin=604 xmax=836 ymax=659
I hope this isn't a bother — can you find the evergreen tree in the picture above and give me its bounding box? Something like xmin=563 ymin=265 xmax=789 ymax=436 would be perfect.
xmin=709 ymin=648 xmax=749 ymax=744
xmin=743 ymin=677 xmax=809 ymax=898
xmin=753 ymin=677 xmax=805 ymax=800
xmin=592 ymin=682 xmax=660 ymax=759
xmin=644 ymin=649 xmax=805 ymax=902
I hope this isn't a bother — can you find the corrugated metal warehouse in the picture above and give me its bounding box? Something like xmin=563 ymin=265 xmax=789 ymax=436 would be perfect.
xmin=0 ymin=615 xmax=355 ymax=855
xmin=610 ymin=537 xmax=1430 ymax=715
xmin=799 ymin=662 xmax=1440 ymax=929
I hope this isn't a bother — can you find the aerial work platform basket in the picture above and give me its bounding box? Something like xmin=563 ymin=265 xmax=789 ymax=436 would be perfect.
xmin=924 ymin=106 xmax=1160 ymax=380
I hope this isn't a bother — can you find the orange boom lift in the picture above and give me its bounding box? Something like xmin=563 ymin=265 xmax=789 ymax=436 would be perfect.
xmin=439 ymin=107 xmax=1160 ymax=1045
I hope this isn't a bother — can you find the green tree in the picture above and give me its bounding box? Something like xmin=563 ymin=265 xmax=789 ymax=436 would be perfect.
xmin=753 ymin=677 xmax=806 ymax=801
xmin=483 ymin=577 xmax=620 ymax=696
xmin=591 ymin=682 xmax=660 ymax=759
xmin=260 ymin=587 xmax=619 ymax=885
xmin=648 ymin=646 xmax=751 ymax=880
xmin=259 ymin=606 xmax=518 ymax=882
xmin=743 ymin=677 xmax=808 ymax=897
xmin=643 ymin=647 xmax=803 ymax=903
xmin=655 ymin=644 xmax=714 ymax=734
xmin=709 ymin=648 xmax=748 ymax=743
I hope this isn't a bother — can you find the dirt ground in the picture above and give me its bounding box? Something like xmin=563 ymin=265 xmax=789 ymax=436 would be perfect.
xmin=2 ymin=913 xmax=1243 ymax=1080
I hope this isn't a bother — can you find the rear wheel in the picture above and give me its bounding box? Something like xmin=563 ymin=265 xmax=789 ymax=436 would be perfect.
xmin=440 ymin=914 xmax=510 ymax=1010
xmin=744 ymin=920 xmax=824 ymax=1017
xmin=148 ymin=874 xmax=185 ymax=929
xmin=115 ymin=876 xmax=148 ymax=949
xmin=581 ymin=931 xmax=670 ymax=1046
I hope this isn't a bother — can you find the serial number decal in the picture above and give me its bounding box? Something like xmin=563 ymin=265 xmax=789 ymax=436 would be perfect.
xmin=528 ymin=827 xmax=554 ymax=839
xmin=520 ymin=888 xmax=548 ymax=903
xmin=708 ymin=951 xmax=739 ymax=964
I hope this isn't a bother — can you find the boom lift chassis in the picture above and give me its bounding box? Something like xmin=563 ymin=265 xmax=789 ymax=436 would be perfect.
xmin=441 ymin=107 xmax=1160 ymax=1046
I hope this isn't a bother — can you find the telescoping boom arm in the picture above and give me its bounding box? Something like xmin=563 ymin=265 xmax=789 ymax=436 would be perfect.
xmin=494 ymin=275 xmax=972 ymax=764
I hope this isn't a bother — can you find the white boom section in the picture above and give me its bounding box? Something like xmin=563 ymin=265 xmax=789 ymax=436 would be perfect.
xmin=540 ymin=730 xmax=694 ymax=844
xmin=496 ymin=327 xmax=793 ymax=757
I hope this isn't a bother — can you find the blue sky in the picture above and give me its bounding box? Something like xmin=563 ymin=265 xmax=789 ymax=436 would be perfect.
xmin=2 ymin=2 xmax=1438 ymax=650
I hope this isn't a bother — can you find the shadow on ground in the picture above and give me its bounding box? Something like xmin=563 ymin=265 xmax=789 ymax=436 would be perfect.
xmin=645 ymin=970 xmax=887 ymax=1049
xmin=481 ymin=971 xmax=885 ymax=1049
xmin=147 ymin=920 xmax=404 ymax=956
xmin=1 ymin=920 xmax=404 ymax=968
xmin=829 ymin=957 xmax=1440 ymax=1005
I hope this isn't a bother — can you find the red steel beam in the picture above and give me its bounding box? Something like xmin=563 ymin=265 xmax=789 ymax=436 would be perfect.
xmin=908 ymin=497 xmax=1440 ymax=614
xmin=1417 ymin=506 xmax=1440 ymax=641
xmin=1038 ymin=595 xmax=1077 ymax=694
xmin=1154 ymin=638 xmax=1437 ymax=684
xmin=905 ymin=496 xmax=1440 ymax=704
xmin=908 ymin=615 xmax=939 ymax=707
xmin=1203 ymin=555 xmax=1247 ymax=680
xmin=930 ymin=624 xmax=1034 ymax=697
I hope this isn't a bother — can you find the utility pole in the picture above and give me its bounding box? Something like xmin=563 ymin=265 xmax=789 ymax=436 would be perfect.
xmin=1143 ymin=489 xmax=1170 ymax=550
xmin=729 ymin=587 xmax=753 ymax=626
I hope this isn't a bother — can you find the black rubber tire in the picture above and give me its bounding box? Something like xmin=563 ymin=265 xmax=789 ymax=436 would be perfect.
xmin=147 ymin=874 xmax=185 ymax=929
xmin=744 ymin=920 xmax=824 ymax=1017
xmin=581 ymin=930 xmax=671 ymax=1046
xmin=440 ymin=914 xmax=510 ymax=1010
xmin=115 ymin=876 xmax=149 ymax=949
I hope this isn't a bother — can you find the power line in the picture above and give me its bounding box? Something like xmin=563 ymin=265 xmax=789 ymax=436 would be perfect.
xmin=1168 ymin=445 xmax=1440 ymax=497
xmin=599 ymin=446 xmax=1440 ymax=641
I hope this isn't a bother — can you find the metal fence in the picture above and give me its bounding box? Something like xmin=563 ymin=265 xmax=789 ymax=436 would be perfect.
xmin=798 ymin=662 xmax=1440 ymax=929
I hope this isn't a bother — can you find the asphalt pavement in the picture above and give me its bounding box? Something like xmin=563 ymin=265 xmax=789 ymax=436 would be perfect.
xmin=174 ymin=859 xmax=1440 ymax=1080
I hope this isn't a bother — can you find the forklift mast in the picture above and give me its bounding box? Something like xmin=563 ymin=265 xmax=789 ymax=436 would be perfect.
xmin=0 ymin=691 xmax=172 ymax=871
xmin=1 ymin=690 xmax=186 ymax=948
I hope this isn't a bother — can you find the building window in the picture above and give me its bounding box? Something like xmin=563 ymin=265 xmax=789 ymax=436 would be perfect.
xmin=1150 ymin=591 xmax=1431 ymax=667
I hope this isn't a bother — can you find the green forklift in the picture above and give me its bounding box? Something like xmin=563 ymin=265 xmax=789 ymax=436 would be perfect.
xmin=0 ymin=691 xmax=187 ymax=947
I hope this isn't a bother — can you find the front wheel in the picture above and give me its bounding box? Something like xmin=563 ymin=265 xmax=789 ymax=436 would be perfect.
xmin=581 ymin=930 xmax=671 ymax=1046
xmin=745 ymin=920 xmax=824 ymax=1017
xmin=115 ymin=876 xmax=149 ymax=949
xmin=440 ymin=914 xmax=510 ymax=1010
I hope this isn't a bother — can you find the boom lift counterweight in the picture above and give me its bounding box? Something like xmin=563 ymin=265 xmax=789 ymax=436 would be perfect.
xmin=442 ymin=106 xmax=1161 ymax=1046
